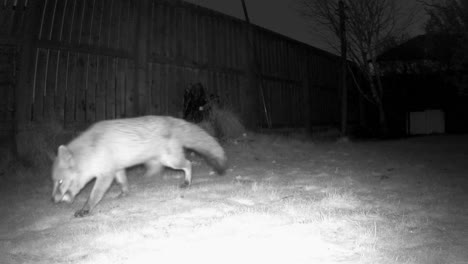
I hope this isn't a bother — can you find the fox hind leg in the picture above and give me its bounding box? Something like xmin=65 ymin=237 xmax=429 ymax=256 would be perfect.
xmin=160 ymin=145 xmax=192 ymax=188
xmin=75 ymin=174 xmax=114 ymax=217
xmin=115 ymin=169 xmax=129 ymax=198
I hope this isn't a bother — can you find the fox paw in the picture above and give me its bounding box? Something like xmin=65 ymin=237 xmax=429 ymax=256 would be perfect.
xmin=179 ymin=181 xmax=191 ymax=189
xmin=74 ymin=209 xmax=90 ymax=217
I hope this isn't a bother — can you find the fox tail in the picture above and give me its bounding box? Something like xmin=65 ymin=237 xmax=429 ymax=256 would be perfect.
xmin=173 ymin=120 xmax=227 ymax=174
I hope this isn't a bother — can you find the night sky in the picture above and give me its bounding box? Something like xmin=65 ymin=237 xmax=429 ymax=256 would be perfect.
xmin=185 ymin=0 xmax=428 ymax=54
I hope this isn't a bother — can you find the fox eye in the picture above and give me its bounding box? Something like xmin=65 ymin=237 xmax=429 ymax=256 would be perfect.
xmin=58 ymin=179 xmax=63 ymax=185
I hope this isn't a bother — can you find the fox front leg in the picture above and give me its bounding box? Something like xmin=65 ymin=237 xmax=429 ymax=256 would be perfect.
xmin=74 ymin=175 xmax=114 ymax=217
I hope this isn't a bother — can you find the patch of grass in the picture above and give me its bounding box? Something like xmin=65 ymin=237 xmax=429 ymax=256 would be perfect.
xmin=1 ymin=134 xmax=467 ymax=264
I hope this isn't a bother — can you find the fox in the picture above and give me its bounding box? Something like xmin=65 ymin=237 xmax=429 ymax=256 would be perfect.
xmin=51 ymin=115 xmax=227 ymax=217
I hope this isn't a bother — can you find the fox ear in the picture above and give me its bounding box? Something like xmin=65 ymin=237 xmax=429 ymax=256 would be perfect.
xmin=57 ymin=145 xmax=74 ymax=167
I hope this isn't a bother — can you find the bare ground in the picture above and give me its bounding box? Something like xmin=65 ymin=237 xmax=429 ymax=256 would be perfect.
xmin=0 ymin=134 xmax=467 ymax=264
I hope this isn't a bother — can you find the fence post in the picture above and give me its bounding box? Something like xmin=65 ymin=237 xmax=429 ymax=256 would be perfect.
xmin=134 ymin=0 xmax=151 ymax=116
xmin=241 ymin=1 xmax=261 ymax=129
xmin=14 ymin=0 xmax=43 ymax=156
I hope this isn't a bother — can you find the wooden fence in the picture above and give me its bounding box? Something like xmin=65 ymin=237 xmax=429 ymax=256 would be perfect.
xmin=1 ymin=0 xmax=357 ymax=135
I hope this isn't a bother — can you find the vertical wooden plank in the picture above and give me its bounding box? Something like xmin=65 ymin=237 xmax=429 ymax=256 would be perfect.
xmin=61 ymin=0 xmax=75 ymax=43
xmin=70 ymin=0 xmax=84 ymax=44
xmin=91 ymin=0 xmax=103 ymax=46
xmin=231 ymin=22 xmax=237 ymax=70
xmin=44 ymin=49 xmax=58 ymax=119
xmin=10 ymin=0 xmax=25 ymax=36
xmin=206 ymin=14 xmax=213 ymax=67
xmin=166 ymin=65 xmax=175 ymax=115
xmin=115 ymin=58 xmax=124 ymax=118
xmin=115 ymin=0 xmax=123 ymax=51
xmin=183 ymin=6 xmax=190 ymax=63
xmin=272 ymin=37 xmax=277 ymax=77
xmin=176 ymin=66 xmax=184 ymax=117
xmin=129 ymin=1 xmax=138 ymax=53
xmin=80 ymin=0 xmax=94 ymax=45
xmin=64 ymin=52 xmax=76 ymax=124
xmin=281 ymin=41 xmax=287 ymax=81
xmin=49 ymin=0 xmax=63 ymax=41
xmin=208 ymin=15 xmax=218 ymax=67
xmin=148 ymin=0 xmax=155 ymax=58
xmin=0 ymin=0 xmax=13 ymax=36
xmin=205 ymin=13 xmax=212 ymax=66
xmin=214 ymin=16 xmax=220 ymax=68
xmin=125 ymin=59 xmax=135 ymax=117
xmin=123 ymin=0 xmax=131 ymax=52
xmin=109 ymin=0 xmax=120 ymax=50
xmin=264 ymin=35 xmax=270 ymax=76
xmin=0 ymin=0 xmax=9 ymax=34
xmin=274 ymin=38 xmax=278 ymax=77
xmin=15 ymin=0 xmax=44 ymax=140
xmin=99 ymin=0 xmax=110 ymax=48
xmin=159 ymin=63 xmax=167 ymax=115
xmin=86 ymin=55 xmax=97 ymax=122
xmin=147 ymin=63 xmax=154 ymax=114
xmin=226 ymin=21 xmax=233 ymax=70
xmin=95 ymin=55 xmax=105 ymax=120
xmin=187 ymin=6 xmax=195 ymax=64
xmin=221 ymin=72 xmax=228 ymax=106
xmin=168 ymin=4 xmax=176 ymax=59
xmin=154 ymin=63 xmax=163 ymax=115
xmin=32 ymin=49 xmax=47 ymax=122
xmin=161 ymin=2 xmax=169 ymax=58
xmin=0 ymin=53 xmax=8 ymax=121
xmin=172 ymin=65 xmax=178 ymax=117
xmin=107 ymin=57 xmax=116 ymax=119
xmin=75 ymin=53 xmax=86 ymax=123
xmin=192 ymin=8 xmax=199 ymax=65
xmin=134 ymin=0 xmax=150 ymax=115
xmin=175 ymin=5 xmax=183 ymax=60
xmin=153 ymin=1 xmax=162 ymax=57
xmin=220 ymin=18 xmax=226 ymax=68
xmin=39 ymin=0 xmax=57 ymax=40
xmin=234 ymin=74 xmax=241 ymax=113
xmin=106 ymin=0 xmax=115 ymax=48
xmin=198 ymin=12 xmax=205 ymax=65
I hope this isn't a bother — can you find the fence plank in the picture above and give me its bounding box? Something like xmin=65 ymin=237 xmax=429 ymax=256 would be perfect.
xmin=0 ymin=0 xmax=14 ymax=36
xmin=70 ymin=0 xmax=84 ymax=44
xmin=50 ymin=0 xmax=65 ymax=41
xmin=125 ymin=59 xmax=135 ymax=116
xmin=107 ymin=56 xmax=116 ymax=119
xmin=95 ymin=55 xmax=105 ymax=120
xmin=115 ymin=58 xmax=124 ymax=118
xmin=75 ymin=53 xmax=86 ymax=123
xmin=32 ymin=49 xmax=47 ymax=121
xmin=44 ymin=49 xmax=58 ymax=119
xmin=86 ymin=54 xmax=96 ymax=122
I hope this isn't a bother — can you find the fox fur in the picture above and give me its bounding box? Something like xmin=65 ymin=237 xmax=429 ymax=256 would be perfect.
xmin=51 ymin=115 xmax=227 ymax=217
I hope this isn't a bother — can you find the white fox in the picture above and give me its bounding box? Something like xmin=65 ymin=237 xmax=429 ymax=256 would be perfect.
xmin=51 ymin=115 xmax=227 ymax=217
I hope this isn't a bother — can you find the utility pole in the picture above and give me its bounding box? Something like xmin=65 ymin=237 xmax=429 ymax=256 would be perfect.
xmin=241 ymin=0 xmax=250 ymax=23
xmin=240 ymin=0 xmax=271 ymax=128
xmin=338 ymin=0 xmax=348 ymax=137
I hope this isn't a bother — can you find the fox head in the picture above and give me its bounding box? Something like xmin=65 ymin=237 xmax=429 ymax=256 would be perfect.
xmin=51 ymin=145 xmax=82 ymax=204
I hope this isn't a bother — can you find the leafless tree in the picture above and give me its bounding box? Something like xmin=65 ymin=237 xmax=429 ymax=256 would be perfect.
xmin=298 ymin=0 xmax=419 ymax=135
xmin=421 ymin=0 xmax=468 ymax=86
